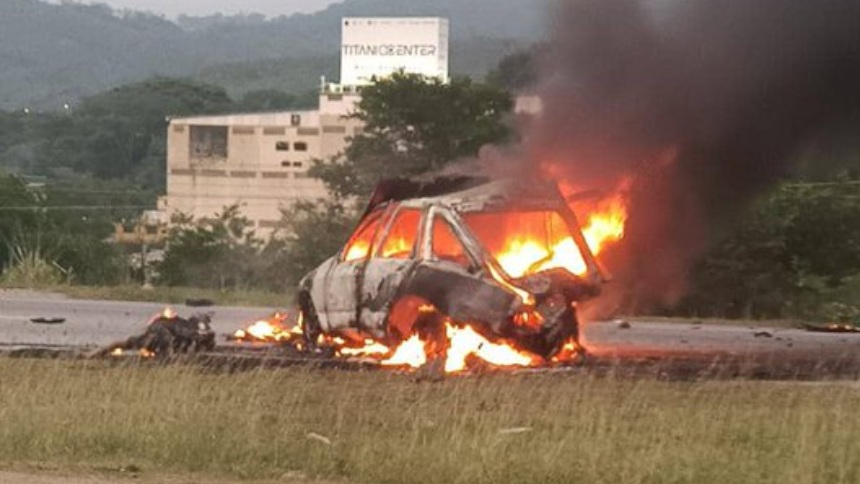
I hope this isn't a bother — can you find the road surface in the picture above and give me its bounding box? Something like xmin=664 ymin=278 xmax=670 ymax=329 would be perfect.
xmin=2 ymin=289 xmax=859 ymax=366
xmin=0 ymin=290 xmax=272 ymax=348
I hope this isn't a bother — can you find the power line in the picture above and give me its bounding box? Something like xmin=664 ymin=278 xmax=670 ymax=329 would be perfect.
xmin=0 ymin=205 xmax=153 ymax=212
xmin=40 ymin=188 xmax=158 ymax=195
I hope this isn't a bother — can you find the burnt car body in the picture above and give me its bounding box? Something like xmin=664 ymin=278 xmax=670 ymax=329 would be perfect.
xmin=298 ymin=177 xmax=607 ymax=359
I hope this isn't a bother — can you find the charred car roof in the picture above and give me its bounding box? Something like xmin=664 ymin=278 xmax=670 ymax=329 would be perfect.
xmin=364 ymin=176 xmax=570 ymax=216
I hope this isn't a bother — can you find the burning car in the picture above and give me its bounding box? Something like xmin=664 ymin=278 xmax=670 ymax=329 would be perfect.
xmin=297 ymin=176 xmax=614 ymax=368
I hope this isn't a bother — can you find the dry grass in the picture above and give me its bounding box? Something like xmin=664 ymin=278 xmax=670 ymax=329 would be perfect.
xmin=0 ymin=358 xmax=858 ymax=483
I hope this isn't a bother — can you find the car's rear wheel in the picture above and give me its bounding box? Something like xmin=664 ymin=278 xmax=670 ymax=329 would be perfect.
xmin=386 ymin=296 xmax=448 ymax=377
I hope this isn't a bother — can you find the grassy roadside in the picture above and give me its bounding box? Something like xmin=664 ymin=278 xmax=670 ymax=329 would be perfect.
xmin=0 ymin=358 xmax=858 ymax=484
xmin=0 ymin=284 xmax=291 ymax=308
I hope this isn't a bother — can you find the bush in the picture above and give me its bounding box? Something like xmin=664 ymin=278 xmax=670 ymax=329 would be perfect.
xmin=1 ymin=245 xmax=72 ymax=287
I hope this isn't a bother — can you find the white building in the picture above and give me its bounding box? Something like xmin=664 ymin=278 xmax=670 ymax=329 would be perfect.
xmin=160 ymin=18 xmax=450 ymax=234
xmin=340 ymin=17 xmax=449 ymax=85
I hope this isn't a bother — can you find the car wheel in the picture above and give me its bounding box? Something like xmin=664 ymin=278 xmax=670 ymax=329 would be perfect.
xmin=542 ymin=305 xmax=579 ymax=355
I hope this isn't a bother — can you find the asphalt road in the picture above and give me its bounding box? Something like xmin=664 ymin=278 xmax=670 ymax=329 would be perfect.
xmin=2 ymin=289 xmax=860 ymax=362
xmin=0 ymin=290 xmax=274 ymax=348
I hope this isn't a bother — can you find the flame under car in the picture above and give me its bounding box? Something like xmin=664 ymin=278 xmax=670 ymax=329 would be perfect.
xmin=298 ymin=177 xmax=608 ymax=364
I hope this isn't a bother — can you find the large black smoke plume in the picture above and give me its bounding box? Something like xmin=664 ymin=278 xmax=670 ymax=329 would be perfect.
xmin=527 ymin=0 xmax=860 ymax=314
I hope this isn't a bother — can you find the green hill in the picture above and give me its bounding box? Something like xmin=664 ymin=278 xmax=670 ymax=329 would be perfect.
xmin=0 ymin=0 xmax=548 ymax=110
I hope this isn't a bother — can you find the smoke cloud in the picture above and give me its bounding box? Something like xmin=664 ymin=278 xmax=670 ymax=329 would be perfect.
xmin=528 ymin=0 xmax=860 ymax=314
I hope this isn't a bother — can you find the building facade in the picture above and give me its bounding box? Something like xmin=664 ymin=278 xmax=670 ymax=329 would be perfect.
xmin=161 ymin=92 xmax=361 ymax=233
xmin=160 ymin=17 xmax=451 ymax=235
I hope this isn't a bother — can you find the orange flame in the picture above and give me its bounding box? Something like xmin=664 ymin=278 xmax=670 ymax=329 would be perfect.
xmin=372 ymin=322 xmax=541 ymax=373
xmin=149 ymin=307 xmax=178 ymax=323
xmin=344 ymin=241 xmax=371 ymax=262
xmin=110 ymin=348 xmax=155 ymax=358
xmin=444 ymin=324 xmax=540 ymax=372
xmin=380 ymin=333 xmax=427 ymax=368
xmin=490 ymin=189 xmax=627 ymax=279
xmin=232 ymin=312 xmax=302 ymax=343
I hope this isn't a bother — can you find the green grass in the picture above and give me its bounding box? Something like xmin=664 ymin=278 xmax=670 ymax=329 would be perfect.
xmin=0 ymin=358 xmax=858 ymax=483
xmin=0 ymin=284 xmax=290 ymax=308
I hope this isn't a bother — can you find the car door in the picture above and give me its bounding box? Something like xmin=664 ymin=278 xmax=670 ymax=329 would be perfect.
xmin=358 ymin=205 xmax=424 ymax=335
xmin=323 ymin=207 xmax=390 ymax=330
xmin=404 ymin=208 xmax=519 ymax=333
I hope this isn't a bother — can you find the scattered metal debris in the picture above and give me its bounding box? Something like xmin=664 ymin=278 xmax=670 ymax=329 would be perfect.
xmin=91 ymin=309 xmax=215 ymax=358
xmin=753 ymin=331 xmax=773 ymax=338
xmin=803 ymin=323 xmax=860 ymax=333
xmin=185 ymin=298 xmax=214 ymax=307
xmin=29 ymin=317 xmax=65 ymax=325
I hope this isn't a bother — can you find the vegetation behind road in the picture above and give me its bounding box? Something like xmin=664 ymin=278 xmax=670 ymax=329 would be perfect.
xmin=0 ymin=358 xmax=858 ymax=484
xmin=0 ymin=0 xmax=545 ymax=110
xmin=0 ymin=57 xmax=857 ymax=320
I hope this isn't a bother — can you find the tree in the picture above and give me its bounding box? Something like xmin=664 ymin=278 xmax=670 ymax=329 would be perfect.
xmin=0 ymin=173 xmax=39 ymax=270
xmin=157 ymin=205 xmax=264 ymax=290
xmin=271 ymin=72 xmax=514 ymax=284
xmin=259 ymin=199 xmax=359 ymax=291
xmin=0 ymin=172 xmax=127 ymax=285
xmin=311 ymin=71 xmax=514 ymax=200
xmin=35 ymin=78 xmax=235 ymax=188
xmin=238 ymin=89 xmax=302 ymax=112
xmin=675 ymin=179 xmax=860 ymax=320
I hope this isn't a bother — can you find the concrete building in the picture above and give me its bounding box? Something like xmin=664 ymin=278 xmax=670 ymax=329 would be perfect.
xmin=159 ymin=17 xmax=450 ymax=235
xmin=161 ymin=92 xmax=361 ymax=232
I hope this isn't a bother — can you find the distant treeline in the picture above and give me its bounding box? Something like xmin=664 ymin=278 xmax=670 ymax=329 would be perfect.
xmin=0 ymin=0 xmax=545 ymax=110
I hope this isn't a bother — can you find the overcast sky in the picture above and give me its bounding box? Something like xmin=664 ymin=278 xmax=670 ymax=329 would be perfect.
xmin=54 ymin=0 xmax=340 ymax=18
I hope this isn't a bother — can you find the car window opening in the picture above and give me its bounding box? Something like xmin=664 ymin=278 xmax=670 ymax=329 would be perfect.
xmin=431 ymin=216 xmax=471 ymax=269
xmin=343 ymin=211 xmax=384 ymax=262
xmin=378 ymin=209 xmax=421 ymax=259
xmin=463 ymin=210 xmax=587 ymax=277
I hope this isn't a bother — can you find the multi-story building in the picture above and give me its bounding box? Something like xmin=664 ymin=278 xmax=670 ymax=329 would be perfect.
xmin=159 ymin=17 xmax=450 ymax=235
xmin=160 ymin=91 xmax=361 ymax=232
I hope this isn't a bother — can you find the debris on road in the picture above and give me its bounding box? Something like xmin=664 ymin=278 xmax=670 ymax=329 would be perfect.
xmin=753 ymin=331 xmax=773 ymax=338
xmin=91 ymin=308 xmax=215 ymax=358
xmin=185 ymin=298 xmax=214 ymax=307
xmin=803 ymin=323 xmax=860 ymax=333
xmin=29 ymin=317 xmax=66 ymax=325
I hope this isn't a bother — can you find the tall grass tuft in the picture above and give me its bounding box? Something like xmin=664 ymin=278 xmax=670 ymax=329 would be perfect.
xmin=1 ymin=244 xmax=72 ymax=286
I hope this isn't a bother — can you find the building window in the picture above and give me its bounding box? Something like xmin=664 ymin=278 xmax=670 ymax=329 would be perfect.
xmin=290 ymin=114 xmax=301 ymax=126
xmin=294 ymin=142 xmax=308 ymax=152
xmin=276 ymin=141 xmax=289 ymax=151
xmin=281 ymin=161 xmax=291 ymax=167
xmin=292 ymin=161 xmax=303 ymax=168
xmin=189 ymin=125 xmax=228 ymax=159
xmin=263 ymin=127 xmax=286 ymax=135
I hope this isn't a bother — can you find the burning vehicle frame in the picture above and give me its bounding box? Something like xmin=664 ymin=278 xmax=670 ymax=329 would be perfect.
xmin=297 ymin=177 xmax=610 ymax=369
